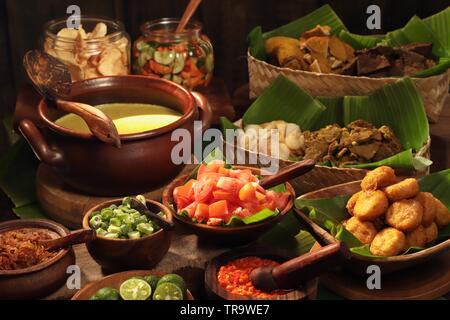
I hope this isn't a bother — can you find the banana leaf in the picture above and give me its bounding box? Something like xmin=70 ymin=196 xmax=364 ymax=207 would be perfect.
xmin=0 ymin=138 xmax=49 ymax=220
xmin=423 ymin=7 xmax=450 ymax=54
xmin=295 ymin=169 xmax=450 ymax=258
xmin=248 ymin=4 xmax=347 ymax=60
xmin=256 ymin=211 xmax=316 ymax=256
xmin=385 ymin=16 xmax=449 ymax=58
xmin=343 ymin=77 xmax=429 ymax=151
xmin=242 ymin=75 xmax=326 ymax=128
xmin=338 ymin=30 xmax=383 ymax=50
xmin=413 ymin=57 xmax=450 ymax=78
xmin=223 ymin=76 xmax=430 ymax=171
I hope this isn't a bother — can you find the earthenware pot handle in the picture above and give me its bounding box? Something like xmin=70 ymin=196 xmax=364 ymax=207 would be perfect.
xmin=19 ymin=119 xmax=64 ymax=167
xmin=191 ymin=91 xmax=212 ymax=133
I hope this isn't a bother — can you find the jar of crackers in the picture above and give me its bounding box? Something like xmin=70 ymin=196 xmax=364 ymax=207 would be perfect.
xmin=43 ymin=16 xmax=130 ymax=81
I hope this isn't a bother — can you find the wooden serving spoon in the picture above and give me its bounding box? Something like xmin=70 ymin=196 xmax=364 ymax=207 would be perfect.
xmin=129 ymin=198 xmax=175 ymax=230
xmin=259 ymin=159 xmax=316 ymax=189
xmin=250 ymin=209 xmax=351 ymax=292
xmin=39 ymin=229 xmax=96 ymax=251
xmin=23 ymin=50 xmax=121 ymax=148
xmin=176 ymin=0 xmax=202 ymax=32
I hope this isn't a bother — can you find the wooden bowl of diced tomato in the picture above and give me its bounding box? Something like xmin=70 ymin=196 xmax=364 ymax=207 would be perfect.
xmin=162 ymin=161 xmax=295 ymax=245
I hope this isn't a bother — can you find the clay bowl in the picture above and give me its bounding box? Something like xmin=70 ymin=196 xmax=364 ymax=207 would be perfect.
xmin=0 ymin=219 xmax=76 ymax=300
xmin=162 ymin=166 xmax=296 ymax=246
xmin=82 ymin=198 xmax=173 ymax=272
xmin=295 ymin=180 xmax=450 ymax=275
xmin=19 ymin=75 xmax=212 ymax=196
xmin=205 ymin=244 xmax=319 ymax=300
xmin=72 ymin=270 xmax=194 ymax=300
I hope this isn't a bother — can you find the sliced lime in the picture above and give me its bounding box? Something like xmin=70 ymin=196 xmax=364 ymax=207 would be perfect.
xmin=157 ymin=274 xmax=187 ymax=294
xmin=144 ymin=275 xmax=160 ymax=292
xmin=153 ymin=282 xmax=183 ymax=300
xmin=119 ymin=278 xmax=152 ymax=300
xmin=90 ymin=287 xmax=120 ymax=300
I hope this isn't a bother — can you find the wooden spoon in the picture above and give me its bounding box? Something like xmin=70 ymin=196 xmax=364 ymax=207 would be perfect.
xmin=129 ymin=198 xmax=175 ymax=230
xmin=259 ymin=159 xmax=316 ymax=189
xmin=23 ymin=50 xmax=121 ymax=148
xmin=176 ymin=0 xmax=202 ymax=32
xmin=39 ymin=229 xmax=96 ymax=251
xmin=250 ymin=209 xmax=351 ymax=292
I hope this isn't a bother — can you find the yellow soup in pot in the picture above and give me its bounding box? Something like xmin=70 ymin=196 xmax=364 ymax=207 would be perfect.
xmin=55 ymin=103 xmax=182 ymax=135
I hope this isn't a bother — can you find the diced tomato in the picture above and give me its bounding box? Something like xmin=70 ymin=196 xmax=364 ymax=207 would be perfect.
xmin=194 ymin=180 xmax=215 ymax=203
xmin=274 ymin=192 xmax=290 ymax=210
xmin=232 ymin=207 xmax=253 ymax=219
xmin=212 ymin=190 xmax=236 ymax=202
xmin=174 ymin=179 xmax=195 ymax=201
xmin=218 ymin=167 xmax=230 ymax=176
xmin=197 ymin=172 xmax=223 ymax=183
xmin=255 ymin=191 xmax=266 ymax=202
xmin=230 ymin=169 xmax=258 ymax=183
xmin=207 ymin=218 xmax=223 ymax=226
xmin=216 ymin=177 xmax=243 ymax=194
xmin=183 ymin=202 xmax=197 ymax=218
xmin=239 ymin=183 xmax=257 ymax=202
xmin=209 ymin=200 xmax=229 ymax=219
xmin=194 ymin=203 xmax=209 ymax=222
xmin=175 ymin=195 xmax=191 ymax=211
xmin=197 ymin=161 xmax=224 ymax=175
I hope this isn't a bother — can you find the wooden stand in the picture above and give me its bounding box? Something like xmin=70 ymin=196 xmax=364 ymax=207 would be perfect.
xmin=36 ymin=164 xmax=176 ymax=229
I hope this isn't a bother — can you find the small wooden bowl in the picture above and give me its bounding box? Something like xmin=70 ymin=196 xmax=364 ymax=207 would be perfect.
xmin=162 ymin=166 xmax=296 ymax=246
xmin=0 ymin=219 xmax=76 ymax=299
xmin=72 ymin=270 xmax=194 ymax=300
xmin=296 ymin=180 xmax=450 ymax=275
xmin=205 ymin=245 xmax=319 ymax=300
xmin=82 ymin=199 xmax=172 ymax=272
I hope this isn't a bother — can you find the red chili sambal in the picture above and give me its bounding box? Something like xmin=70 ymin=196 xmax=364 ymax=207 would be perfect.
xmin=217 ymin=256 xmax=287 ymax=298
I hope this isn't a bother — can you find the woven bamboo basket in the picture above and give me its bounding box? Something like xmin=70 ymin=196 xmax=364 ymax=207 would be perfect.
xmin=222 ymin=137 xmax=431 ymax=195
xmin=248 ymin=52 xmax=450 ymax=123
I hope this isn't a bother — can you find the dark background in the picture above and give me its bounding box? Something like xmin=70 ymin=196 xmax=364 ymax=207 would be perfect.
xmin=0 ymin=0 xmax=449 ymax=119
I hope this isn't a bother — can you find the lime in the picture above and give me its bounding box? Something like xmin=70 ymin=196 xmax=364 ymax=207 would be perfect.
xmin=157 ymin=274 xmax=187 ymax=294
xmin=119 ymin=278 xmax=152 ymax=300
xmin=89 ymin=287 xmax=120 ymax=300
xmin=153 ymin=282 xmax=184 ymax=300
xmin=144 ymin=275 xmax=161 ymax=292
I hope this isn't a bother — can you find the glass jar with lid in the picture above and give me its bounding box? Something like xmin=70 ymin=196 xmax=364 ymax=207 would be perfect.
xmin=43 ymin=16 xmax=131 ymax=82
xmin=133 ymin=18 xmax=214 ymax=90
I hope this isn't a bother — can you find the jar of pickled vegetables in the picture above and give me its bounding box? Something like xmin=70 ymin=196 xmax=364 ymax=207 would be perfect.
xmin=43 ymin=17 xmax=131 ymax=81
xmin=133 ymin=18 xmax=214 ymax=90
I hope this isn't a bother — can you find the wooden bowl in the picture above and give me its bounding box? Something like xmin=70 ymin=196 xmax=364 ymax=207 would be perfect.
xmin=295 ymin=180 xmax=450 ymax=275
xmin=82 ymin=199 xmax=172 ymax=272
xmin=72 ymin=270 xmax=194 ymax=300
xmin=204 ymin=245 xmax=319 ymax=300
xmin=0 ymin=219 xmax=76 ymax=299
xmin=162 ymin=166 xmax=296 ymax=246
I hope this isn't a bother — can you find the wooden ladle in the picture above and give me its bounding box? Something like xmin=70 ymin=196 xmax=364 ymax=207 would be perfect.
xmin=259 ymin=159 xmax=316 ymax=189
xmin=39 ymin=229 xmax=96 ymax=251
xmin=129 ymin=198 xmax=175 ymax=230
xmin=176 ymin=0 xmax=202 ymax=32
xmin=250 ymin=209 xmax=351 ymax=292
xmin=23 ymin=50 xmax=121 ymax=148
